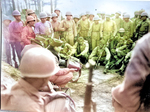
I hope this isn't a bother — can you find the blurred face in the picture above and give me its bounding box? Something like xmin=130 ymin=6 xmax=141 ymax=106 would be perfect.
xmin=106 ymin=17 xmax=110 ymax=21
xmin=3 ymin=20 xmax=11 ymax=26
xmin=55 ymin=10 xmax=60 ymax=16
xmin=14 ymin=15 xmax=21 ymax=21
xmin=52 ymin=17 xmax=58 ymax=22
xmin=28 ymin=20 xmax=35 ymax=27
xmin=94 ymin=20 xmax=99 ymax=24
xmin=115 ymin=13 xmax=120 ymax=18
xmin=40 ymin=18 xmax=47 ymax=23
xmin=89 ymin=15 xmax=94 ymax=20
xmin=120 ymin=32 xmax=124 ymax=37
xmin=74 ymin=18 xmax=79 ymax=23
xmin=47 ymin=17 xmax=51 ymax=21
xmin=124 ymin=18 xmax=129 ymax=22
xmin=66 ymin=15 xmax=72 ymax=20
xmin=141 ymin=16 xmax=147 ymax=21
xmin=29 ymin=13 xmax=36 ymax=18
xmin=82 ymin=15 xmax=87 ymax=20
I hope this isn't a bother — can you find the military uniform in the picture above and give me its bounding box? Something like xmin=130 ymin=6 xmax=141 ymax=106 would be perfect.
xmin=114 ymin=17 xmax=123 ymax=31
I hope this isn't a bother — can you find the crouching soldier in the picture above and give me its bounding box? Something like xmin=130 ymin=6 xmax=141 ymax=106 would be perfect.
xmin=75 ymin=37 xmax=89 ymax=64
xmin=88 ymin=40 xmax=111 ymax=66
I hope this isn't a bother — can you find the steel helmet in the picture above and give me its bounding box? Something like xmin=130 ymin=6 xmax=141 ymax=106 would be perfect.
xmin=19 ymin=47 xmax=60 ymax=78
xmin=141 ymin=12 xmax=148 ymax=17
xmin=73 ymin=15 xmax=79 ymax=19
xmin=119 ymin=28 xmax=125 ymax=32
xmin=2 ymin=15 xmax=12 ymax=21
xmin=40 ymin=12 xmax=47 ymax=18
xmin=139 ymin=9 xmax=145 ymax=15
xmin=52 ymin=13 xmax=57 ymax=18
xmin=47 ymin=12 xmax=52 ymax=18
xmin=26 ymin=9 xmax=35 ymax=15
xmin=54 ymin=8 xmax=60 ymax=12
xmin=27 ymin=16 xmax=35 ymax=22
xmin=94 ymin=15 xmax=100 ymax=20
xmin=12 ymin=10 xmax=21 ymax=16
xmin=123 ymin=14 xmax=130 ymax=18
xmin=66 ymin=12 xmax=72 ymax=16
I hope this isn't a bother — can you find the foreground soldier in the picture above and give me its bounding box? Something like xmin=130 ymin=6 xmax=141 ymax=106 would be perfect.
xmin=1 ymin=47 xmax=76 ymax=112
xmin=112 ymin=33 xmax=150 ymax=112
xmin=114 ymin=11 xmax=123 ymax=31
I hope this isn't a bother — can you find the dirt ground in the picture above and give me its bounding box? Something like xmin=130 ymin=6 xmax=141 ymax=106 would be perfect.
xmin=1 ymin=62 xmax=124 ymax=112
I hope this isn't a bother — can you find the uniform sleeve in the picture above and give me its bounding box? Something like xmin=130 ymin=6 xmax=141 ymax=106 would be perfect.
xmin=34 ymin=23 xmax=40 ymax=35
xmin=112 ymin=33 xmax=150 ymax=112
xmin=81 ymin=41 xmax=89 ymax=55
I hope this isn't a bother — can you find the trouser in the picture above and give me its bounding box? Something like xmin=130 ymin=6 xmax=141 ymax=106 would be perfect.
xmin=2 ymin=39 xmax=11 ymax=65
xmin=92 ymin=38 xmax=99 ymax=51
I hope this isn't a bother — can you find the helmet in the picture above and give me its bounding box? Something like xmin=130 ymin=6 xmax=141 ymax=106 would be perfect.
xmin=54 ymin=8 xmax=60 ymax=12
xmin=105 ymin=14 xmax=110 ymax=18
xmin=27 ymin=16 xmax=35 ymax=22
xmin=2 ymin=15 xmax=12 ymax=21
xmin=134 ymin=11 xmax=139 ymax=15
xmin=52 ymin=13 xmax=58 ymax=18
xmin=26 ymin=9 xmax=35 ymax=15
xmin=94 ymin=15 xmax=100 ymax=20
xmin=19 ymin=47 xmax=60 ymax=78
xmin=66 ymin=12 xmax=72 ymax=16
xmin=119 ymin=28 xmax=125 ymax=32
xmin=116 ymin=11 xmax=121 ymax=15
xmin=86 ymin=11 xmax=90 ymax=15
xmin=139 ymin=9 xmax=145 ymax=15
xmin=123 ymin=14 xmax=130 ymax=18
xmin=80 ymin=13 xmax=86 ymax=17
xmin=73 ymin=15 xmax=79 ymax=19
xmin=12 ymin=10 xmax=21 ymax=16
xmin=47 ymin=12 xmax=52 ymax=18
xmin=40 ymin=12 xmax=47 ymax=18
xmin=141 ymin=12 xmax=148 ymax=17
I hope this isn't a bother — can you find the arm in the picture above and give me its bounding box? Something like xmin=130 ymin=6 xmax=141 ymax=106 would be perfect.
xmin=112 ymin=33 xmax=150 ymax=112
xmin=80 ymin=41 xmax=89 ymax=55
xmin=89 ymin=47 xmax=97 ymax=59
xmin=58 ymin=21 xmax=66 ymax=31
xmin=105 ymin=47 xmax=111 ymax=60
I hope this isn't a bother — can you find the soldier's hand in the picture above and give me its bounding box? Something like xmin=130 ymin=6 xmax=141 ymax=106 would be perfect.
xmin=69 ymin=68 xmax=77 ymax=73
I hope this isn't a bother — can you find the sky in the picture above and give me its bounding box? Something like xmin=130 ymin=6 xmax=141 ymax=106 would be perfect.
xmin=43 ymin=0 xmax=150 ymax=18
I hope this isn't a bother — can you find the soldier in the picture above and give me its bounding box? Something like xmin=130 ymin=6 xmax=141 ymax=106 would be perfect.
xmin=131 ymin=11 xmax=139 ymax=21
xmin=89 ymin=40 xmax=111 ymax=66
xmin=121 ymin=14 xmax=133 ymax=38
xmin=89 ymin=13 xmax=95 ymax=27
xmin=75 ymin=37 xmax=89 ymax=64
xmin=51 ymin=13 xmax=66 ymax=39
xmin=26 ymin=9 xmax=39 ymax=23
xmin=100 ymin=14 xmax=117 ymax=44
xmin=73 ymin=15 xmax=80 ymax=26
xmin=86 ymin=11 xmax=90 ymax=18
xmin=114 ymin=11 xmax=123 ymax=31
xmin=54 ymin=8 xmax=62 ymax=22
xmin=133 ymin=12 xmax=150 ymax=41
xmin=46 ymin=12 xmax=52 ymax=22
xmin=59 ymin=12 xmax=77 ymax=46
xmin=90 ymin=15 xmax=101 ymax=50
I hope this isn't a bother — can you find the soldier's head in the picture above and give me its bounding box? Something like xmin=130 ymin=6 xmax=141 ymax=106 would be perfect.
xmin=94 ymin=15 xmax=100 ymax=24
xmin=119 ymin=28 xmax=125 ymax=37
xmin=73 ymin=15 xmax=80 ymax=23
xmin=139 ymin=9 xmax=145 ymax=18
xmin=123 ymin=14 xmax=130 ymax=22
xmin=54 ymin=8 xmax=61 ymax=16
xmin=115 ymin=11 xmax=121 ymax=18
xmin=78 ymin=37 xmax=84 ymax=44
xmin=141 ymin=12 xmax=148 ymax=21
xmin=89 ymin=13 xmax=94 ymax=21
xmin=19 ymin=47 xmax=60 ymax=89
xmin=105 ymin=14 xmax=111 ymax=21
xmin=66 ymin=12 xmax=72 ymax=20
xmin=40 ymin=12 xmax=47 ymax=23
xmin=46 ymin=12 xmax=52 ymax=21
xmin=86 ymin=11 xmax=90 ymax=18
xmin=81 ymin=13 xmax=87 ymax=20
xmin=52 ymin=13 xmax=58 ymax=22
xmin=2 ymin=15 xmax=12 ymax=26
xmin=134 ymin=11 xmax=139 ymax=18
xmin=12 ymin=10 xmax=21 ymax=22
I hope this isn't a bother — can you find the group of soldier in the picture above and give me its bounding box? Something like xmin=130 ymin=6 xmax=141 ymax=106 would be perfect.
xmin=2 ymin=8 xmax=150 ymax=74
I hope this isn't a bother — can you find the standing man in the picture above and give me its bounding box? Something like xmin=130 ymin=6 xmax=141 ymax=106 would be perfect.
xmin=114 ymin=11 xmax=123 ymax=31
xmin=59 ymin=12 xmax=77 ymax=46
xmin=54 ymin=8 xmax=62 ymax=22
xmin=100 ymin=14 xmax=117 ymax=44
xmin=2 ymin=15 xmax=12 ymax=65
xmin=133 ymin=12 xmax=150 ymax=41
xmin=21 ymin=16 xmax=36 ymax=46
xmin=121 ymin=14 xmax=133 ymax=39
xmin=47 ymin=12 xmax=52 ymax=22
xmin=9 ymin=10 xmax=24 ymax=67
xmin=35 ymin=12 xmax=53 ymax=37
